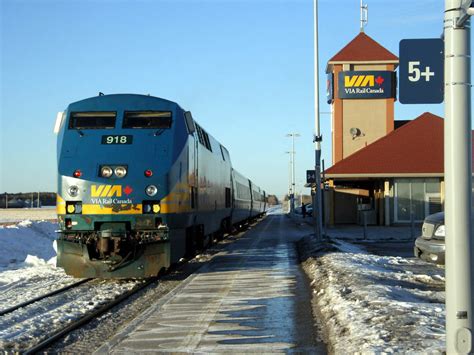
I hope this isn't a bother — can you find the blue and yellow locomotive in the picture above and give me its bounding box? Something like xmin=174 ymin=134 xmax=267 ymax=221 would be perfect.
xmin=54 ymin=94 xmax=266 ymax=278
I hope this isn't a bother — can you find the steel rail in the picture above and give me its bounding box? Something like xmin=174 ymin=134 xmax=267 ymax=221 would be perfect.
xmin=23 ymin=277 xmax=158 ymax=355
xmin=0 ymin=278 xmax=92 ymax=317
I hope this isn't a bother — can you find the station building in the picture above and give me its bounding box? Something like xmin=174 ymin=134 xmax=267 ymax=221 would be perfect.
xmin=322 ymin=31 xmax=453 ymax=226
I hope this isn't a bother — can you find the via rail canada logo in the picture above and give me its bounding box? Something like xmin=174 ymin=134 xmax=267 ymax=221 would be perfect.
xmin=91 ymin=185 xmax=133 ymax=204
xmin=344 ymin=74 xmax=385 ymax=95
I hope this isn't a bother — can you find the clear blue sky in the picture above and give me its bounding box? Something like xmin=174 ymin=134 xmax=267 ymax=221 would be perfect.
xmin=0 ymin=0 xmax=462 ymax=197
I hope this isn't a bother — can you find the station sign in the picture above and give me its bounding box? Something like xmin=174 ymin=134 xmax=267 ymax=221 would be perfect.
xmin=306 ymin=170 xmax=316 ymax=184
xmin=399 ymin=38 xmax=444 ymax=104
xmin=326 ymin=73 xmax=334 ymax=103
xmin=338 ymin=71 xmax=395 ymax=99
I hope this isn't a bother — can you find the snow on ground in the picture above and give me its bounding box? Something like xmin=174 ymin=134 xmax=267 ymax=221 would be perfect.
xmin=0 ymin=218 xmax=142 ymax=351
xmin=0 ymin=220 xmax=58 ymax=266
xmin=266 ymin=204 xmax=282 ymax=215
xmin=0 ymin=219 xmax=73 ymax=311
xmin=0 ymin=278 xmax=140 ymax=351
xmin=301 ymin=235 xmax=445 ymax=353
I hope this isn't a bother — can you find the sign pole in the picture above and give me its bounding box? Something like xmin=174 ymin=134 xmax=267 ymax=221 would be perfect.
xmin=313 ymin=0 xmax=323 ymax=241
xmin=444 ymin=0 xmax=473 ymax=353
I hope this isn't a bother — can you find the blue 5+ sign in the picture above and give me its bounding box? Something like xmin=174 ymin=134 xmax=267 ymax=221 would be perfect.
xmin=399 ymin=39 xmax=444 ymax=104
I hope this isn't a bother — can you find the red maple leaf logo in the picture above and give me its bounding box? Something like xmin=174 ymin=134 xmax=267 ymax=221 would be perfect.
xmin=123 ymin=186 xmax=133 ymax=195
xmin=375 ymin=76 xmax=384 ymax=86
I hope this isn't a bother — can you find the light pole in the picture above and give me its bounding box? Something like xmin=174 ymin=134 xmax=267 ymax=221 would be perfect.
xmin=313 ymin=0 xmax=323 ymax=241
xmin=286 ymin=133 xmax=300 ymax=213
xmin=444 ymin=0 xmax=473 ymax=352
xmin=285 ymin=151 xmax=292 ymax=211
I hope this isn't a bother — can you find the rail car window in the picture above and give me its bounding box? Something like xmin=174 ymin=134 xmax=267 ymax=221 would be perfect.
xmin=194 ymin=123 xmax=212 ymax=152
xmin=220 ymin=145 xmax=226 ymax=161
xmin=236 ymin=182 xmax=251 ymax=200
xmin=123 ymin=111 xmax=172 ymax=129
xmin=195 ymin=124 xmax=205 ymax=145
xmin=69 ymin=112 xmax=116 ymax=129
xmin=203 ymin=131 xmax=212 ymax=152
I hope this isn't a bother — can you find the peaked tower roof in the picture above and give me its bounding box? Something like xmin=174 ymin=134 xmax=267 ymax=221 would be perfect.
xmin=326 ymin=32 xmax=398 ymax=72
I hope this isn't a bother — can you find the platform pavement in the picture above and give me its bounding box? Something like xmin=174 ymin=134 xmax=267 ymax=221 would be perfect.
xmin=94 ymin=214 xmax=326 ymax=354
xmin=289 ymin=211 xmax=420 ymax=242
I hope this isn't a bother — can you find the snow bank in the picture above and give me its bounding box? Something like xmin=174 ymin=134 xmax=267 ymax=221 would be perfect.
xmin=0 ymin=221 xmax=58 ymax=267
xmin=301 ymin=238 xmax=445 ymax=353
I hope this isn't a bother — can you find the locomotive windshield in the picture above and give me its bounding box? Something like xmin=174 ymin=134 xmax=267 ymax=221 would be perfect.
xmin=123 ymin=111 xmax=172 ymax=129
xmin=69 ymin=112 xmax=116 ymax=129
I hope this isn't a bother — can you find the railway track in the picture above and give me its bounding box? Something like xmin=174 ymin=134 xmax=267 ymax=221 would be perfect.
xmin=0 ymin=277 xmax=156 ymax=354
xmin=21 ymin=277 xmax=157 ymax=354
xmin=0 ymin=278 xmax=91 ymax=317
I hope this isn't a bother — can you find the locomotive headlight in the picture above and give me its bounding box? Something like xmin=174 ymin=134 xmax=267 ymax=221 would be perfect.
xmin=146 ymin=185 xmax=158 ymax=196
xmin=101 ymin=166 xmax=113 ymax=178
xmin=67 ymin=204 xmax=76 ymax=214
xmin=68 ymin=185 xmax=79 ymax=197
xmin=114 ymin=166 xmax=127 ymax=178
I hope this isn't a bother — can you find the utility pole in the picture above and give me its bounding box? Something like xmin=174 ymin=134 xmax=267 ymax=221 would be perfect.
xmin=313 ymin=0 xmax=323 ymax=241
xmin=444 ymin=0 xmax=473 ymax=353
xmin=286 ymin=133 xmax=300 ymax=213
xmin=285 ymin=151 xmax=292 ymax=212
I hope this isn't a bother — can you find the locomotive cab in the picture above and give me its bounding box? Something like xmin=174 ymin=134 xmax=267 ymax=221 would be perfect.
xmin=55 ymin=95 xmax=186 ymax=278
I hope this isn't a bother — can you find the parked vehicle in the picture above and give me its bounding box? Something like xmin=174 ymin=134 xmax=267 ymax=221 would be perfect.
xmin=414 ymin=212 xmax=445 ymax=265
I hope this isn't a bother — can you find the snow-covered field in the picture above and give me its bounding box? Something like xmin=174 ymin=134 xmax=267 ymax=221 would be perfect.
xmin=0 ymin=207 xmax=57 ymax=223
xmin=0 ymin=218 xmax=140 ymax=351
xmin=0 ymin=220 xmax=58 ymax=266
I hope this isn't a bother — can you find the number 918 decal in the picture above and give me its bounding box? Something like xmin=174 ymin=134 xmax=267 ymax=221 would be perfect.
xmin=101 ymin=135 xmax=133 ymax=145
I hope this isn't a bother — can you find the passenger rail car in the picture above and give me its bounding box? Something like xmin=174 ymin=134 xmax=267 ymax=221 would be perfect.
xmin=55 ymin=94 xmax=266 ymax=278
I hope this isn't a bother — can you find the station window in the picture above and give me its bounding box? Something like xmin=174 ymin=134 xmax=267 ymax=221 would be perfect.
xmin=69 ymin=112 xmax=116 ymax=129
xmin=123 ymin=111 xmax=172 ymax=129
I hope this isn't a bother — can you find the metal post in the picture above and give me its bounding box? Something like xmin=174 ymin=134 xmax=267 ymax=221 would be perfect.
xmin=37 ymin=191 xmax=40 ymax=208
xmin=313 ymin=0 xmax=323 ymax=241
xmin=363 ymin=211 xmax=367 ymax=240
xmin=5 ymin=193 xmax=7 ymax=209
xmin=410 ymin=211 xmax=415 ymax=240
xmin=444 ymin=0 xmax=473 ymax=353
xmin=292 ymin=134 xmax=296 ymax=213
xmin=322 ymin=159 xmax=326 ymax=238
xmin=286 ymin=151 xmax=292 ymax=213
xmin=286 ymin=133 xmax=300 ymax=213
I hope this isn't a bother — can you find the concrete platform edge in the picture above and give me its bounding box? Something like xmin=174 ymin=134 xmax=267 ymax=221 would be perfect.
xmin=93 ymin=260 xmax=215 ymax=354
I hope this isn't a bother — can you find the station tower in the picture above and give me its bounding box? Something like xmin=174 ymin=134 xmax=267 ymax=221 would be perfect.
xmin=326 ymin=32 xmax=399 ymax=164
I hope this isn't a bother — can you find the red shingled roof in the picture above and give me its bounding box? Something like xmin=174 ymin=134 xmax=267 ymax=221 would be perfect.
xmin=325 ymin=112 xmax=445 ymax=176
xmin=328 ymin=32 xmax=398 ymax=63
